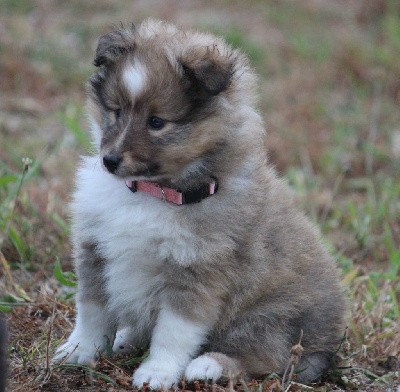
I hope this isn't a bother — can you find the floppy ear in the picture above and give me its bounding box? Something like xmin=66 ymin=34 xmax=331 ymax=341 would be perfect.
xmin=180 ymin=46 xmax=235 ymax=97
xmin=94 ymin=25 xmax=136 ymax=67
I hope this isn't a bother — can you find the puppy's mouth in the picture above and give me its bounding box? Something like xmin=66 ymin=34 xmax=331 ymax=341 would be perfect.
xmin=126 ymin=163 xmax=161 ymax=178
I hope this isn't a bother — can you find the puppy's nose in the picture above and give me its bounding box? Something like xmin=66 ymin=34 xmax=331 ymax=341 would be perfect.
xmin=103 ymin=154 xmax=122 ymax=173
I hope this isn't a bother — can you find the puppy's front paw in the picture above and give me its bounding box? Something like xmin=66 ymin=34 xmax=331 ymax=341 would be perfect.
xmin=53 ymin=331 xmax=99 ymax=366
xmin=185 ymin=355 xmax=223 ymax=381
xmin=132 ymin=360 xmax=181 ymax=389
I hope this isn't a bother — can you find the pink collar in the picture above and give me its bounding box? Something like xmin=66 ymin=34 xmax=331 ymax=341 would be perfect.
xmin=125 ymin=179 xmax=218 ymax=205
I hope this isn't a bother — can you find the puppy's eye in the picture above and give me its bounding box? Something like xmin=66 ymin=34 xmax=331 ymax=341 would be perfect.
xmin=148 ymin=116 xmax=165 ymax=130
xmin=114 ymin=109 xmax=122 ymax=119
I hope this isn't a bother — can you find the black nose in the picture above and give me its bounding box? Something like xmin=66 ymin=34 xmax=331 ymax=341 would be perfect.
xmin=103 ymin=154 xmax=122 ymax=173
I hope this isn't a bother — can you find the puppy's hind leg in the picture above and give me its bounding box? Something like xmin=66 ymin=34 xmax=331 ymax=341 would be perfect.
xmin=53 ymin=241 xmax=115 ymax=365
xmin=113 ymin=326 xmax=138 ymax=354
xmin=295 ymin=351 xmax=334 ymax=383
xmin=185 ymin=352 xmax=243 ymax=382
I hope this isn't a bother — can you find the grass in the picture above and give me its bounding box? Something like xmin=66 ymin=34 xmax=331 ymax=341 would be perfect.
xmin=0 ymin=0 xmax=399 ymax=391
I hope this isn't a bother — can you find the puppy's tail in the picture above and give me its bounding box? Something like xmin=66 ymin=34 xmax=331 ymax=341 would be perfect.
xmin=185 ymin=352 xmax=242 ymax=382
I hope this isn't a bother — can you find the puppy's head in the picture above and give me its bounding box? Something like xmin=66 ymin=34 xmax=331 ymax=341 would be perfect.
xmin=87 ymin=20 xmax=256 ymax=186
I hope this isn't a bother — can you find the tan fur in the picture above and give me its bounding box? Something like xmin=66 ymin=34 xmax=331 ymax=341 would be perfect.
xmin=58 ymin=19 xmax=346 ymax=386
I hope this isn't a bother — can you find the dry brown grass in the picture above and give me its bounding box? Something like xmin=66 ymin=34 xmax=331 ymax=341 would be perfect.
xmin=1 ymin=1 xmax=399 ymax=391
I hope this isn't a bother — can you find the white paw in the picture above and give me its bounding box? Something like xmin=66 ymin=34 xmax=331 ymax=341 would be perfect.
xmin=53 ymin=337 xmax=98 ymax=365
xmin=53 ymin=331 xmax=100 ymax=366
xmin=185 ymin=356 xmax=223 ymax=381
xmin=132 ymin=360 xmax=181 ymax=389
xmin=113 ymin=327 xmax=136 ymax=354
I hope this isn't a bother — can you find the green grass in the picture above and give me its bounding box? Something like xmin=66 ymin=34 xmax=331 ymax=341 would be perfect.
xmin=220 ymin=27 xmax=265 ymax=71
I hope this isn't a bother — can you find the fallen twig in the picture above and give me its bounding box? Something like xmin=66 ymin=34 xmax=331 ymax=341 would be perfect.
xmin=281 ymin=329 xmax=304 ymax=391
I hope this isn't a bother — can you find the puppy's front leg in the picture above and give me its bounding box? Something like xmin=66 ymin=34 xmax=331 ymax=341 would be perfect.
xmin=132 ymin=305 xmax=208 ymax=389
xmin=54 ymin=242 xmax=115 ymax=365
xmin=54 ymin=301 xmax=113 ymax=365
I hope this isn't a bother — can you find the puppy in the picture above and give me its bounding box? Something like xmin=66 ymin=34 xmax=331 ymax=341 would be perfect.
xmin=54 ymin=19 xmax=346 ymax=389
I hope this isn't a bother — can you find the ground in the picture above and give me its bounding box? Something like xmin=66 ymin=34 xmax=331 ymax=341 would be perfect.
xmin=0 ymin=1 xmax=399 ymax=391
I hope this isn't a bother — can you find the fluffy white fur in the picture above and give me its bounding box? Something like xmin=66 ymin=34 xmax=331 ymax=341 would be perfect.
xmin=58 ymin=156 xmax=214 ymax=386
xmin=132 ymin=306 xmax=208 ymax=388
xmin=185 ymin=355 xmax=223 ymax=381
xmin=73 ymin=157 xmax=205 ymax=285
xmin=123 ymin=62 xmax=147 ymax=98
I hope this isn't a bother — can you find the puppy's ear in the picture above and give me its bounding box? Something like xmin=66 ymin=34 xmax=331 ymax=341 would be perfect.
xmin=180 ymin=46 xmax=234 ymax=97
xmin=94 ymin=25 xmax=136 ymax=67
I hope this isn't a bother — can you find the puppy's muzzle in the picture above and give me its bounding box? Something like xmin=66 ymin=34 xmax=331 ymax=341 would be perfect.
xmin=103 ymin=154 xmax=122 ymax=174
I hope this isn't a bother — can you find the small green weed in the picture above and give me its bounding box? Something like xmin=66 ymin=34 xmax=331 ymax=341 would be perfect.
xmin=53 ymin=258 xmax=77 ymax=289
xmin=53 ymin=258 xmax=77 ymax=301
xmin=0 ymin=158 xmax=34 ymax=311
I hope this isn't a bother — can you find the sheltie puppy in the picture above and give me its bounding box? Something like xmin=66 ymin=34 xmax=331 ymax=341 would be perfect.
xmin=54 ymin=19 xmax=345 ymax=389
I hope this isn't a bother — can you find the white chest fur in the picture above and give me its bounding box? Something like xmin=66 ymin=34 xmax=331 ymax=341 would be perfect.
xmin=71 ymin=157 xmax=202 ymax=328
